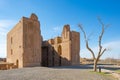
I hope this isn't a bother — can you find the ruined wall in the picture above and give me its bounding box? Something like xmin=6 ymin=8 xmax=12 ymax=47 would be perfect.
xmin=61 ymin=25 xmax=71 ymax=65
xmin=42 ymin=41 xmax=54 ymax=67
xmin=42 ymin=38 xmax=63 ymax=67
xmin=52 ymin=37 xmax=61 ymax=66
xmin=7 ymin=20 xmax=23 ymax=68
xmin=7 ymin=14 xmax=42 ymax=68
xmin=71 ymin=31 xmax=80 ymax=65
xmin=22 ymin=14 xmax=41 ymax=67
xmin=41 ymin=24 xmax=80 ymax=67
xmin=7 ymin=14 xmax=80 ymax=68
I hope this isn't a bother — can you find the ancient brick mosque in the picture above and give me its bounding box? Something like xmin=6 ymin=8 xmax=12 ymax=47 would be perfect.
xmin=7 ymin=13 xmax=80 ymax=68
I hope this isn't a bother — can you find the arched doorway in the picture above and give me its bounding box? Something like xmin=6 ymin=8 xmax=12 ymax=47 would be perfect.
xmin=58 ymin=45 xmax=62 ymax=66
xmin=16 ymin=59 xmax=19 ymax=68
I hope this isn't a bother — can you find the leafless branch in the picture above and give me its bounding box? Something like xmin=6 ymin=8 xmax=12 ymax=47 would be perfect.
xmin=78 ymin=17 xmax=109 ymax=71
xmin=97 ymin=18 xmax=109 ymax=58
xmin=78 ymin=24 xmax=95 ymax=59
xmin=100 ymin=48 xmax=107 ymax=57
xmin=78 ymin=24 xmax=87 ymax=41
xmin=87 ymin=32 xmax=94 ymax=41
xmin=97 ymin=18 xmax=105 ymax=57
xmin=86 ymin=41 xmax=95 ymax=59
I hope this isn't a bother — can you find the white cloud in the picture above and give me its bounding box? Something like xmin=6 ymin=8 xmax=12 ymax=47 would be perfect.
xmin=0 ymin=43 xmax=6 ymax=58
xmin=0 ymin=20 xmax=16 ymax=36
xmin=80 ymin=40 xmax=120 ymax=59
xmin=53 ymin=26 xmax=62 ymax=32
xmin=0 ymin=19 xmax=16 ymax=58
xmin=0 ymin=20 xmax=16 ymax=28
xmin=103 ymin=41 xmax=120 ymax=50
xmin=51 ymin=26 xmax=63 ymax=37
xmin=53 ymin=27 xmax=59 ymax=31
xmin=52 ymin=24 xmax=77 ymax=33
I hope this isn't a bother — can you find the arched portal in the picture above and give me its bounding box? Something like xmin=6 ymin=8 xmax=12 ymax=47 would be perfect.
xmin=16 ymin=59 xmax=19 ymax=68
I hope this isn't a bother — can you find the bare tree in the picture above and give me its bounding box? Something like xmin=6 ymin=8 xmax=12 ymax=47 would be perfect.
xmin=78 ymin=18 xmax=109 ymax=71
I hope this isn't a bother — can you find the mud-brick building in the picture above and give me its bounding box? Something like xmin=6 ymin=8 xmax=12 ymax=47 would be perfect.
xmin=7 ymin=14 xmax=42 ymax=68
xmin=7 ymin=13 xmax=80 ymax=68
xmin=42 ymin=25 xmax=80 ymax=66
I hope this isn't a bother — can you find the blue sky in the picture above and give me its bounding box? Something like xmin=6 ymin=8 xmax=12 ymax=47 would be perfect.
xmin=0 ymin=0 xmax=120 ymax=59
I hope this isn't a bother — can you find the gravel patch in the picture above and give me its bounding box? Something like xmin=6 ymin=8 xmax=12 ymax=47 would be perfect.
xmin=0 ymin=66 xmax=117 ymax=80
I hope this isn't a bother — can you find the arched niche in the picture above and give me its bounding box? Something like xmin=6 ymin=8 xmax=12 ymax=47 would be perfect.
xmin=58 ymin=45 xmax=62 ymax=55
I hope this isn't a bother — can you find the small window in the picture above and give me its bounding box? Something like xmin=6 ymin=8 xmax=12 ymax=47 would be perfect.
xmin=11 ymin=49 xmax=13 ymax=55
xmin=11 ymin=37 xmax=13 ymax=44
xmin=19 ymin=46 xmax=21 ymax=48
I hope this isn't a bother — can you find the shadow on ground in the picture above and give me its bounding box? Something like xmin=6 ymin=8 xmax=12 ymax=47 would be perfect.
xmin=49 ymin=64 xmax=93 ymax=69
xmin=49 ymin=64 xmax=120 ymax=71
xmin=103 ymin=67 xmax=120 ymax=71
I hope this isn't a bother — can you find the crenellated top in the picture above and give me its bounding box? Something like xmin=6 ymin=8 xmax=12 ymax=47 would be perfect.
xmin=62 ymin=24 xmax=71 ymax=41
xmin=62 ymin=24 xmax=70 ymax=33
xmin=30 ymin=13 xmax=38 ymax=21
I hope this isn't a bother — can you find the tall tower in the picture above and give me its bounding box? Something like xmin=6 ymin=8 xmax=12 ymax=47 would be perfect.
xmin=70 ymin=31 xmax=80 ymax=65
xmin=61 ymin=24 xmax=80 ymax=65
xmin=61 ymin=24 xmax=71 ymax=65
xmin=7 ymin=13 xmax=41 ymax=68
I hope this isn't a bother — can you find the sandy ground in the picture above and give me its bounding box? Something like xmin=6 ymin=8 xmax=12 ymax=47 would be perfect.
xmin=0 ymin=65 xmax=118 ymax=80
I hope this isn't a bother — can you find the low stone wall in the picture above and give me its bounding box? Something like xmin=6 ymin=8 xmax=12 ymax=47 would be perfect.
xmin=0 ymin=62 xmax=14 ymax=70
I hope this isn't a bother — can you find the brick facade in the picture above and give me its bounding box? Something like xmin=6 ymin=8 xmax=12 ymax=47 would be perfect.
xmin=7 ymin=14 xmax=80 ymax=68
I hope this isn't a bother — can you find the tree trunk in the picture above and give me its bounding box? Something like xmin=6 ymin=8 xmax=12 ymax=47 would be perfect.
xmin=78 ymin=20 xmax=108 ymax=72
xmin=93 ymin=60 xmax=97 ymax=71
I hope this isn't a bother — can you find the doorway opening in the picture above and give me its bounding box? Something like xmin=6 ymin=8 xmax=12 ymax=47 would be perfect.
xmin=42 ymin=46 xmax=49 ymax=67
xmin=58 ymin=45 xmax=62 ymax=66
xmin=16 ymin=59 xmax=19 ymax=68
